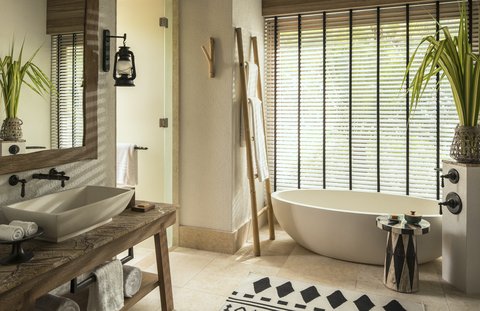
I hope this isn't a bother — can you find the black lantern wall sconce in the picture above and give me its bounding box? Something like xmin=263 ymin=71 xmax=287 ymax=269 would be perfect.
xmin=102 ymin=29 xmax=136 ymax=87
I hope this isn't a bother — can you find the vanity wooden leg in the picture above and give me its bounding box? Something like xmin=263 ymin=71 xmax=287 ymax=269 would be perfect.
xmin=154 ymin=230 xmax=174 ymax=311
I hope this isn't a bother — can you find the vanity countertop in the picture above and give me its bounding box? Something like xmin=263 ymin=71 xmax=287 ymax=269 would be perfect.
xmin=0 ymin=203 xmax=176 ymax=296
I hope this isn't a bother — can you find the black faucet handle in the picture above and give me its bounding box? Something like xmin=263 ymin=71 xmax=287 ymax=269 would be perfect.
xmin=49 ymin=168 xmax=64 ymax=176
xmin=440 ymin=169 xmax=460 ymax=188
xmin=438 ymin=192 xmax=462 ymax=215
xmin=438 ymin=199 xmax=450 ymax=215
xmin=9 ymin=175 xmax=27 ymax=198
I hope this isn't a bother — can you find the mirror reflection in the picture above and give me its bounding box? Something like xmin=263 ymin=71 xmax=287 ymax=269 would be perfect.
xmin=0 ymin=0 xmax=85 ymax=156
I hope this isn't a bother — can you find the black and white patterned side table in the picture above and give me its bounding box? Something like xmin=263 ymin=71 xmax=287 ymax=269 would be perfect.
xmin=376 ymin=215 xmax=430 ymax=293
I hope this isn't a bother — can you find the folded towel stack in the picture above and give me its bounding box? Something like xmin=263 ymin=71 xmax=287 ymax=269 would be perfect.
xmin=0 ymin=220 xmax=38 ymax=241
xmin=10 ymin=220 xmax=38 ymax=236
xmin=123 ymin=265 xmax=143 ymax=298
xmin=34 ymin=294 xmax=80 ymax=311
xmin=0 ymin=224 xmax=24 ymax=241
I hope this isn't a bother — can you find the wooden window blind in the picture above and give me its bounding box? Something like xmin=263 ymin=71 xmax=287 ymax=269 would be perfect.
xmin=47 ymin=0 xmax=85 ymax=35
xmin=51 ymin=33 xmax=84 ymax=149
xmin=265 ymin=0 xmax=479 ymax=199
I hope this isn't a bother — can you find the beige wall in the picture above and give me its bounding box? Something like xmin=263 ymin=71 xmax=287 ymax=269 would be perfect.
xmin=0 ymin=0 xmax=51 ymax=150
xmin=179 ymin=0 xmax=265 ymax=233
xmin=0 ymin=0 xmax=116 ymax=205
xmin=116 ymin=0 xmax=167 ymax=203
xmin=179 ymin=0 xmax=235 ymax=232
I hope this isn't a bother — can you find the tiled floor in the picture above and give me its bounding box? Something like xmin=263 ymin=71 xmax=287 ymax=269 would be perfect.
xmin=125 ymin=226 xmax=480 ymax=311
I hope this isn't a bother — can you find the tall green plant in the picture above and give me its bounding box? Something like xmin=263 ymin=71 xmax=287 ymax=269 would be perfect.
xmin=0 ymin=41 xmax=53 ymax=119
xmin=405 ymin=1 xmax=480 ymax=126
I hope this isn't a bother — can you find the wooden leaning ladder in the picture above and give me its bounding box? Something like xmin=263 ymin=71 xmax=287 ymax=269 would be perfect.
xmin=235 ymin=27 xmax=276 ymax=257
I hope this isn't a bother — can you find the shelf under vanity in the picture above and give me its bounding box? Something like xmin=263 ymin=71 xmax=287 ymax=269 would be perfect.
xmin=0 ymin=202 xmax=176 ymax=311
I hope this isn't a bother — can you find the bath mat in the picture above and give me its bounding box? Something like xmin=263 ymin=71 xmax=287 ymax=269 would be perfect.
xmin=220 ymin=274 xmax=424 ymax=311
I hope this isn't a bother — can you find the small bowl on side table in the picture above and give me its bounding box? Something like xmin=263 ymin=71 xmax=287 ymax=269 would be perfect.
xmin=405 ymin=211 xmax=422 ymax=225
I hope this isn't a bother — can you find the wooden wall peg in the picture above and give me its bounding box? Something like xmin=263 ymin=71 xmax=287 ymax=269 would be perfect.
xmin=201 ymin=37 xmax=215 ymax=78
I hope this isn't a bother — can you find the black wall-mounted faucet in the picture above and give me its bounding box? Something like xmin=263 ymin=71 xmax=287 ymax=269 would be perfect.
xmin=32 ymin=168 xmax=70 ymax=188
xmin=9 ymin=175 xmax=27 ymax=198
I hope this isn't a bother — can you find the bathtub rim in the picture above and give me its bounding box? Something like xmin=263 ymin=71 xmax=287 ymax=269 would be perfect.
xmin=272 ymin=188 xmax=441 ymax=218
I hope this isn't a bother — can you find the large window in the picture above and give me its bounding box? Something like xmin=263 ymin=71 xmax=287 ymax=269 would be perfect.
xmin=51 ymin=33 xmax=84 ymax=149
xmin=265 ymin=0 xmax=479 ymax=199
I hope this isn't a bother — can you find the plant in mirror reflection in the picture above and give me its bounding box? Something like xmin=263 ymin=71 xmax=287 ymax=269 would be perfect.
xmin=404 ymin=0 xmax=480 ymax=126
xmin=0 ymin=40 xmax=53 ymax=119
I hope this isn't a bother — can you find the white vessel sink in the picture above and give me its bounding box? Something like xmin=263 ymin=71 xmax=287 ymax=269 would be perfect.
xmin=1 ymin=186 xmax=134 ymax=242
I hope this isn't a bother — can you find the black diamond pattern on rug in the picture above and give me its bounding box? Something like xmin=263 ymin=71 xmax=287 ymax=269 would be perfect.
xmin=327 ymin=290 xmax=347 ymax=308
xmin=393 ymin=235 xmax=405 ymax=290
xmin=300 ymin=286 xmax=321 ymax=303
xmin=353 ymin=294 xmax=375 ymax=311
xmin=222 ymin=275 xmax=423 ymax=311
xmin=276 ymin=281 xmax=295 ymax=298
xmin=253 ymin=277 xmax=272 ymax=294
xmin=406 ymin=234 xmax=416 ymax=290
xmin=383 ymin=300 xmax=407 ymax=311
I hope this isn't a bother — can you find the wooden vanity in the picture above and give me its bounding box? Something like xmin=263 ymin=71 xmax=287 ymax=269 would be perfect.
xmin=0 ymin=203 xmax=176 ymax=311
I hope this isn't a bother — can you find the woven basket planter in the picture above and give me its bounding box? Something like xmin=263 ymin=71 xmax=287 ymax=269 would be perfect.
xmin=0 ymin=118 xmax=23 ymax=141
xmin=450 ymin=125 xmax=480 ymax=163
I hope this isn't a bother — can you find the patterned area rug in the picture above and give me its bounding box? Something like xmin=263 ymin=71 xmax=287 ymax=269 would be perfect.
xmin=221 ymin=274 xmax=424 ymax=311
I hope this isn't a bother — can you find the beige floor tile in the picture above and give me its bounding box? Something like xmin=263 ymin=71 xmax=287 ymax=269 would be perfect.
xmin=120 ymin=285 xmax=226 ymax=311
xmin=143 ymin=247 xmax=220 ymax=287
xmin=443 ymin=283 xmax=480 ymax=310
xmin=183 ymin=254 xmax=281 ymax=296
xmin=278 ymin=245 xmax=359 ymax=289
xmin=171 ymin=286 xmax=226 ymax=311
xmin=423 ymin=301 xmax=451 ymax=311
xmin=356 ymin=261 xmax=447 ymax=306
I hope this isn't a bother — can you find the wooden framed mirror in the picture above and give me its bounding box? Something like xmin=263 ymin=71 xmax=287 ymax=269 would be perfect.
xmin=0 ymin=0 xmax=98 ymax=175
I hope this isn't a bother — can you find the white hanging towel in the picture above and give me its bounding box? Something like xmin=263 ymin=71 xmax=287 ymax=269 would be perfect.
xmin=246 ymin=62 xmax=258 ymax=98
xmin=87 ymin=260 xmax=124 ymax=311
xmin=248 ymin=97 xmax=270 ymax=182
xmin=116 ymin=143 xmax=138 ymax=187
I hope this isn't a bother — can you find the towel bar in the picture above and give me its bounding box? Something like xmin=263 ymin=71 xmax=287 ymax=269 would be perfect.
xmin=70 ymin=247 xmax=134 ymax=293
xmin=134 ymin=146 xmax=148 ymax=150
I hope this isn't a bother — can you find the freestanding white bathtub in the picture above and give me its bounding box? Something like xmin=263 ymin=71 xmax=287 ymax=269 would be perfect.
xmin=272 ymin=189 xmax=442 ymax=265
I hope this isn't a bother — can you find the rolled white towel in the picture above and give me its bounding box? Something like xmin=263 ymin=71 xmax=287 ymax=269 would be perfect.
xmin=0 ymin=224 xmax=24 ymax=241
xmin=35 ymin=294 xmax=80 ymax=311
xmin=123 ymin=265 xmax=143 ymax=298
xmin=9 ymin=220 xmax=38 ymax=236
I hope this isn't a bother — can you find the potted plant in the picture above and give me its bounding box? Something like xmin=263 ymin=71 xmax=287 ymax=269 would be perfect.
xmin=406 ymin=1 xmax=480 ymax=163
xmin=0 ymin=41 xmax=53 ymax=141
